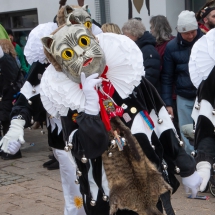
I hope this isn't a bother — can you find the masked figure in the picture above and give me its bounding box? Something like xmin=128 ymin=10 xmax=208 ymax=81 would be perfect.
xmin=38 ymin=16 xmax=200 ymax=215
xmin=0 ymin=4 xmax=101 ymax=215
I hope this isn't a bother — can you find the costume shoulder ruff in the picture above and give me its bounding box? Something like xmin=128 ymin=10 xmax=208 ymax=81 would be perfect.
xmin=40 ymin=64 xmax=85 ymax=117
xmin=24 ymin=22 xmax=58 ymax=65
xmin=189 ymin=29 xmax=215 ymax=89
xmin=40 ymin=33 xmax=145 ymax=116
xmin=97 ymin=33 xmax=145 ymax=99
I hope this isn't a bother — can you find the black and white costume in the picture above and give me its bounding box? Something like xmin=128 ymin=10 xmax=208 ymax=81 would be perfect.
xmin=40 ymin=31 xmax=199 ymax=215
xmin=189 ymin=28 xmax=215 ymax=192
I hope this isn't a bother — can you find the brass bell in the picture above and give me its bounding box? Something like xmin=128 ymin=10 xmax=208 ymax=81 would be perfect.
xmin=111 ymin=140 xmax=116 ymax=144
xmin=76 ymin=170 xmax=82 ymax=177
xmin=212 ymin=110 xmax=215 ymax=115
xmin=108 ymin=152 xmax=113 ymax=158
xmin=179 ymin=141 xmax=183 ymax=147
xmin=191 ymin=151 xmax=196 ymax=157
xmin=90 ymin=200 xmax=96 ymax=206
xmin=64 ymin=146 xmax=70 ymax=152
xmin=151 ymin=145 xmax=155 ymax=150
xmin=175 ymin=166 xmax=180 ymax=173
xmin=31 ymin=118 xmax=34 ymax=124
xmin=81 ymin=155 xmax=88 ymax=163
xmin=195 ymin=103 xmax=200 ymax=110
xmin=102 ymin=195 xmax=108 ymax=201
xmin=158 ymin=118 xmax=163 ymax=124
xmin=163 ymin=164 xmax=167 ymax=170
xmin=28 ymin=100 xmax=32 ymax=105
xmin=75 ymin=179 xmax=79 ymax=184
xmin=68 ymin=142 xmax=73 ymax=149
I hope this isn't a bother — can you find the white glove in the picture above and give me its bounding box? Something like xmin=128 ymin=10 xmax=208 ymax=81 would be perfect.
xmin=182 ymin=171 xmax=202 ymax=198
xmin=0 ymin=45 xmax=4 ymax=58
xmin=81 ymin=72 xmax=102 ymax=115
xmin=0 ymin=119 xmax=25 ymax=154
xmin=196 ymin=161 xmax=211 ymax=192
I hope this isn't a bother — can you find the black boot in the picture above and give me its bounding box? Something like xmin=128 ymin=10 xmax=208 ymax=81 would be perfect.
xmin=1 ymin=150 xmax=22 ymax=160
xmin=47 ymin=160 xmax=59 ymax=170
xmin=43 ymin=158 xmax=56 ymax=168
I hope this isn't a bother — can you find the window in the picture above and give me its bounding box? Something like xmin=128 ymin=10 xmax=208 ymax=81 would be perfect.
xmin=185 ymin=0 xmax=209 ymax=12
xmin=0 ymin=9 xmax=38 ymax=49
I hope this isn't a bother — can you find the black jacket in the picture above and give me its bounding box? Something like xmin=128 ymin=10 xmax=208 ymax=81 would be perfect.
xmin=135 ymin=31 xmax=161 ymax=92
xmin=161 ymin=28 xmax=203 ymax=106
xmin=0 ymin=53 xmax=19 ymax=121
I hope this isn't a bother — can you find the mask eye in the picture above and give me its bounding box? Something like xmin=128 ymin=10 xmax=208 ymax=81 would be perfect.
xmin=84 ymin=21 xmax=92 ymax=29
xmin=61 ymin=49 xmax=74 ymax=60
xmin=78 ymin=36 xmax=90 ymax=47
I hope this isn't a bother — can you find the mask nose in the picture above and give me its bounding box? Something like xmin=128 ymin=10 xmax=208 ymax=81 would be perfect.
xmin=73 ymin=45 xmax=85 ymax=57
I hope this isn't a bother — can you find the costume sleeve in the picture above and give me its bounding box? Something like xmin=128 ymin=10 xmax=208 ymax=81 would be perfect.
xmin=61 ymin=111 xmax=109 ymax=160
xmin=11 ymin=62 xmax=48 ymax=127
xmin=142 ymin=45 xmax=161 ymax=91
xmin=161 ymin=44 xmax=175 ymax=106
xmin=194 ymin=115 xmax=215 ymax=165
xmin=151 ymin=106 xmax=196 ymax=177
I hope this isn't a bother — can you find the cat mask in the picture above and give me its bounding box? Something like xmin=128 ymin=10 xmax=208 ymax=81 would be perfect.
xmin=41 ymin=24 xmax=106 ymax=83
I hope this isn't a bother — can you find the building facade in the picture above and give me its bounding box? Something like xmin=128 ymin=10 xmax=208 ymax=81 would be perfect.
xmin=0 ymin=0 xmax=209 ymax=47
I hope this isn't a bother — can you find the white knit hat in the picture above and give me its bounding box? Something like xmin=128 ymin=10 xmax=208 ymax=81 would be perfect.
xmin=177 ymin=10 xmax=198 ymax=33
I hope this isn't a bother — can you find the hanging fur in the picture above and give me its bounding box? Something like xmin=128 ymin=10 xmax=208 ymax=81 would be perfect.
xmin=102 ymin=116 xmax=171 ymax=215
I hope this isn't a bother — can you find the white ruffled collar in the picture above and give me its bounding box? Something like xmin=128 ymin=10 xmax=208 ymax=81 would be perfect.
xmin=40 ymin=33 xmax=145 ymax=117
xmin=189 ymin=29 xmax=215 ymax=88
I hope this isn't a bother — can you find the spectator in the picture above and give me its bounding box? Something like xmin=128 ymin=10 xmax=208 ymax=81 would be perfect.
xmin=150 ymin=15 xmax=180 ymax=136
xmin=196 ymin=0 xmax=215 ymax=33
xmin=6 ymin=29 xmax=30 ymax=74
xmin=0 ymin=40 xmax=20 ymax=143
xmin=161 ymin=10 xmax=203 ymax=154
xmin=101 ymin=23 xmax=122 ymax=34
xmin=122 ymin=19 xmax=161 ymax=92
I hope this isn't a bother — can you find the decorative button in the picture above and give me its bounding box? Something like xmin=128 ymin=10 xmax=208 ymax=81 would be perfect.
xmin=130 ymin=107 xmax=137 ymax=114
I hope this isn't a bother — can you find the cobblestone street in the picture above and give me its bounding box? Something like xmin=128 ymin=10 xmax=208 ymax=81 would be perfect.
xmin=1 ymin=129 xmax=215 ymax=215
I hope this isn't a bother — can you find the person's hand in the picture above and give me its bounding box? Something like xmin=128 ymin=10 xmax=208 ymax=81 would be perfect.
xmin=166 ymin=106 xmax=174 ymax=119
xmin=0 ymin=45 xmax=4 ymax=58
xmin=182 ymin=171 xmax=202 ymax=198
xmin=81 ymin=72 xmax=102 ymax=115
xmin=0 ymin=119 xmax=25 ymax=154
xmin=196 ymin=161 xmax=211 ymax=192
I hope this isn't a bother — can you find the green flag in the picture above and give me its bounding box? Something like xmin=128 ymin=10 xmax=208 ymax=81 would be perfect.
xmin=0 ymin=24 xmax=9 ymax=39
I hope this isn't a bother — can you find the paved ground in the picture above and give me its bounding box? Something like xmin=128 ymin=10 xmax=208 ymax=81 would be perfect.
xmin=1 ymin=129 xmax=215 ymax=215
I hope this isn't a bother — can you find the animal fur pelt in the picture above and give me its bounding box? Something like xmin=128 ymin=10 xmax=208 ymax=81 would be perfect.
xmin=0 ymin=39 xmax=16 ymax=58
xmin=102 ymin=116 xmax=171 ymax=215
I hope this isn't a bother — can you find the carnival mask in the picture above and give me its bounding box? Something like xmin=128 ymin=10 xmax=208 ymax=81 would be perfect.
xmin=57 ymin=4 xmax=92 ymax=29
xmin=41 ymin=24 xmax=106 ymax=83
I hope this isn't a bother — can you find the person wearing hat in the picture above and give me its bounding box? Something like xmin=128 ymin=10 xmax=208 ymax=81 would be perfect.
xmin=196 ymin=0 xmax=215 ymax=34
xmin=161 ymin=10 xmax=203 ymax=155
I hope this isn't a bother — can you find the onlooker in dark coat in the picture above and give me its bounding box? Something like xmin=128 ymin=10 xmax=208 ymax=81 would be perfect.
xmin=161 ymin=10 xmax=203 ymax=154
xmin=149 ymin=15 xmax=180 ymax=137
xmin=122 ymin=19 xmax=161 ymax=92
xmin=0 ymin=40 xmax=20 ymax=135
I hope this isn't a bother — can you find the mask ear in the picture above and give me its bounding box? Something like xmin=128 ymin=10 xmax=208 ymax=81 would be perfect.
xmin=41 ymin=35 xmax=54 ymax=53
xmin=82 ymin=4 xmax=89 ymax=11
xmin=64 ymin=5 xmax=74 ymax=18
xmin=67 ymin=13 xmax=81 ymax=26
